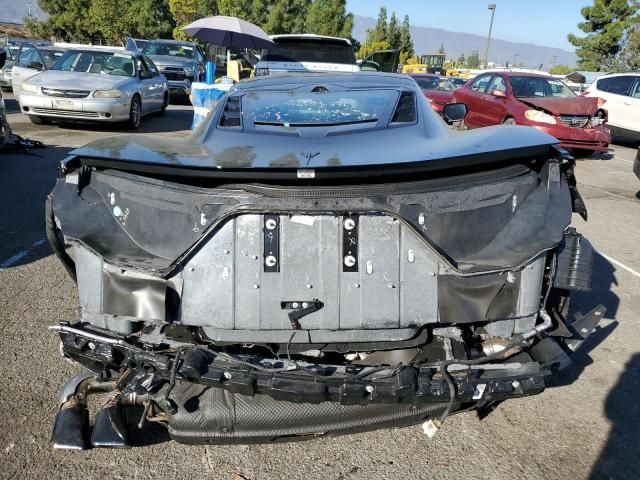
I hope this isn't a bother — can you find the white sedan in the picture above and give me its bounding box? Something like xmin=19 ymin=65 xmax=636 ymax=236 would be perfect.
xmin=17 ymin=48 xmax=169 ymax=129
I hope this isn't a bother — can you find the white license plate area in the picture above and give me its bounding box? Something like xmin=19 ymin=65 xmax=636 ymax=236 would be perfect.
xmin=53 ymin=99 xmax=76 ymax=110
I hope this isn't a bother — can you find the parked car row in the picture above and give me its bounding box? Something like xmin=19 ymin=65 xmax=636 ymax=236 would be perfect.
xmin=411 ymin=67 xmax=639 ymax=153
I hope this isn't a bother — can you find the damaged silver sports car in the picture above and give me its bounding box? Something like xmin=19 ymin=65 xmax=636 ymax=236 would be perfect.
xmin=47 ymin=72 xmax=603 ymax=449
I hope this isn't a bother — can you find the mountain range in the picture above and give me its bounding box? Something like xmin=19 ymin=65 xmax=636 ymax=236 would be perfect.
xmin=0 ymin=1 xmax=47 ymax=25
xmin=353 ymin=15 xmax=578 ymax=69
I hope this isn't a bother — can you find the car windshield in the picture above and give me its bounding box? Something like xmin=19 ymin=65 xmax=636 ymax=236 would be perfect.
xmin=262 ymin=38 xmax=356 ymax=64
xmin=51 ymin=51 xmax=136 ymax=76
xmin=142 ymin=42 xmax=194 ymax=59
xmin=412 ymin=76 xmax=456 ymax=91
xmin=510 ymin=76 xmax=575 ymax=98
xmin=40 ymin=49 xmax=65 ymax=66
xmin=243 ymin=90 xmax=396 ymax=127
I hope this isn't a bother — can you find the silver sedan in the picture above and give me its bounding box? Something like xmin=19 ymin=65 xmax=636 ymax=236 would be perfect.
xmin=17 ymin=48 xmax=169 ymax=129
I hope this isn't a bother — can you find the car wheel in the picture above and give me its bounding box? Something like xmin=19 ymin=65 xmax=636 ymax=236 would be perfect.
xmin=127 ymin=95 xmax=142 ymax=130
xmin=158 ymin=93 xmax=169 ymax=116
xmin=503 ymin=117 xmax=517 ymax=125
xmin=28 ymin=115 xmax=50 ymax=125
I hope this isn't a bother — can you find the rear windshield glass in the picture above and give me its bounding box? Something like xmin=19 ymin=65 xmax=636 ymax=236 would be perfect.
xmin=262 ymin=39 xmax=356 ymax=64
xmin=143 ymin=42 xmax=194 ymax=59
xmin=51 ymin=51 xmax=136 ymax=77
xmin=510 ymin=76 xmax=575 ymax=98
xmin=412 ymin=76 xmax=456 ymax=91
xmin=243 ymin=90 xmax=397 ymax=127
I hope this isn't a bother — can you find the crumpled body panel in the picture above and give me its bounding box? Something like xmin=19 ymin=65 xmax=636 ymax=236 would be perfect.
xmin=52 ymin=160 xmax=571 ymax=276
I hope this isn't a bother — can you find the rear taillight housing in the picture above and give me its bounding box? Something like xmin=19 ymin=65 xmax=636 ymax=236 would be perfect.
xmin=254 ymin=68 xmax=269 ymax=77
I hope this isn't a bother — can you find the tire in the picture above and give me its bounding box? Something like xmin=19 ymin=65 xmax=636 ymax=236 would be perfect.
xmin=126 ymin=95 xmax=142 ymax=129
xmin=158 ymin=93 xmax=169 ymax=116
xmin=28 ymin=115 xmax=50 ymax=125
xmin=503 ymin=117 xmax=517 ymax=125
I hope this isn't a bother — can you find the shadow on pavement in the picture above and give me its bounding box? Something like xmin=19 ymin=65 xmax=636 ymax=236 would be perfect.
xmin=0 ymin=144 xmax=70 ymax=267
xmin=548 ymin=252 xmax=619 ymax=389
xmin=52 ymin=106 xmax=193 ymax=134
xmin=124 ymin=405 xmax=171 ymax=446
xmin=589 ymin=354 xmax=640 ymax=480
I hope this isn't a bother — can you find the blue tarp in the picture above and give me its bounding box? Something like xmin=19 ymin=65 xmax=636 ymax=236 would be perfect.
xmin=190 ymin=82 xmax=233 ymax=129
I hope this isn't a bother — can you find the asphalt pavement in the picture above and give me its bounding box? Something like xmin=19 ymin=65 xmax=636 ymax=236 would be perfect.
xmin=0 ymin=92 xmax=639 ymax=480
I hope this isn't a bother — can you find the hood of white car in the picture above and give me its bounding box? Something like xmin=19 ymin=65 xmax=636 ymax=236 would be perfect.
xmin=26 ymin=71 xmax=130 ymax=91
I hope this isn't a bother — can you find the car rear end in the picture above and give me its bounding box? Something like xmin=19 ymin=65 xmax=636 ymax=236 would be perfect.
xmin=46 ymin=74 xmax=603 ymax=449
xmin=255 ymin=35 xmax=359 ymax=76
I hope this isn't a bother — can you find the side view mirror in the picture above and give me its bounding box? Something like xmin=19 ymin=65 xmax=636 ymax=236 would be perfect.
xmin=442 ymin=103 xmax=468 ymax=124
xmin=27 ymin=61 xmax=44 ymax=71
xmin=492 ymin=89 xmax=507 ymax=98
xmin=139 ymin=70 xmax=153 ymax=79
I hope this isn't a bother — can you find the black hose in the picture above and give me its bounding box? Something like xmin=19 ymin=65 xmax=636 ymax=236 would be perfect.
xmin=45 ymin=195 xmax=76 ymax=282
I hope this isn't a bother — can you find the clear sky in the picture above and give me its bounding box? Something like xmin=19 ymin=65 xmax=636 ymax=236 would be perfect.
xmin=346 ymin=0 xmax=589 ymax=51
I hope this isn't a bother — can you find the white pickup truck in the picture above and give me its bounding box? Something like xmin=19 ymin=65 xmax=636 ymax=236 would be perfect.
xmin=254 ymin=34 xmax=398 ymax=76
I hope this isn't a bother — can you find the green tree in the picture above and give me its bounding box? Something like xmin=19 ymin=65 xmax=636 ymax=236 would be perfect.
xmin=89 ymin=0 xmax=134 ymax=44
xmin=25 ymin=0 xmax=97 ymax=41
xmin=387 ymin=12 xmax=401 ymax=49
xmin=398 ymin=14 xmax=414 ymax=63
xmin=264 ymin=0 xmax=308 ymax=34
xmin=132 ymin=0 xmax=175 ymax=39
xmin=438 ymin=42 xmax=445 ymax=55
xmin=169 ymin=0 xmax=216 ymax=40
xmin=305 ymin=0 xmax=353 ymax=38
xmin=368 ymin=7 xmax=388 ymax=43
xmin=457 ymin=53 xmax=466 ymax=66
xmin=602 ymin=22 xmax=640 ymax=70
xmin=357 ymin=39 xmax=390 ymax=60
xmin=466 ymin=50 xmax=480 ymax=68
xmin=550 ymin=64 xmax=572 ymax=75
xmin=568 ymin=0 xmax=640 ymax=71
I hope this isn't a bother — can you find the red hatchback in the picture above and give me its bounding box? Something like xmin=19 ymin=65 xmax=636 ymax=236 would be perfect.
xmin=410 ymin=74 xmax=456 ymax=114
xmin=452 ymin=71 xmax=611 ymax=153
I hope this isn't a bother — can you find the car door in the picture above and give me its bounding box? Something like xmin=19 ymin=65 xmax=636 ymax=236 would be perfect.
xmin=141 ymin=55 xmax=165 ymax=112
xmin=360 ymin=50 xmax=399 ymax=73
xmin=136 ymin=56 xmax=157 ymax=114
xmin=619 ymin=77 xmax=640 ymax=133
xmin=462 ymin=73 xmax=493 ymax=128
xmin=481 ymin=74 xmax=509 ymax=126
xmin=590 ymin=75 xmax=635 ymax=130
xmin=11 ymin=43 xmax=46 ymax=97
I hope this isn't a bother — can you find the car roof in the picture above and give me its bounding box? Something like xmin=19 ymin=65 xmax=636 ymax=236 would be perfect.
xmin=593 ymin=72 xmax=640 ymax=79
xmin=483 ymin=70 xmax=552 ymax=79
xmin=270 ymin=34 xmax=352 ymax=45
xmin=233 ymin=72 xmax=416 ymax=91
xmin=147 ymin=39 xmax=196 ymax=46
xmin=67 ymin=48 xmax=135 ymax=55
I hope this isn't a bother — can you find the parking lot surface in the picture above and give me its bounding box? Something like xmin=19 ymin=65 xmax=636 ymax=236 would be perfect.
xmin=0 ymin=92 xmax=638 ymax=480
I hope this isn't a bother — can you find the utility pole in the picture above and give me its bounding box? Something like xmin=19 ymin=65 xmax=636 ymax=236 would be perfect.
xmin=551 ymin=55 xmax=559 ymax=68
xmin=483 ymin=4 xmax=497 ymax=69
xmin=514 ymin=53 xmax=519 ymax=67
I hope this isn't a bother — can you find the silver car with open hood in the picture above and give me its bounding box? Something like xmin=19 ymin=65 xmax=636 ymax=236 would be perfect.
xmin=46 ymin=72 xmax=603 ymax=450
xmin=18 ymin=48 xmax=169 ymax=129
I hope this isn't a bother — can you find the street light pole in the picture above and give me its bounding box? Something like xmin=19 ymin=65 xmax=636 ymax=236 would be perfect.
xmin=483 ymin=4 xmax=497 ymax=69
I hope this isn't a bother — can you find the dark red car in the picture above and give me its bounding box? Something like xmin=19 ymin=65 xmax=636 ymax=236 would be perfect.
xmin=452 ymin=71 xmax=611 ymax=154
xmin=410 ymin=74 xmax=456 ymax=114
